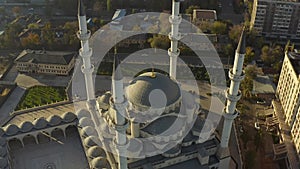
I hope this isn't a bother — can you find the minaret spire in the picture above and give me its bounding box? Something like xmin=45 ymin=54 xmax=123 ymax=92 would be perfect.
xmin=78 ymin=0 xmax=85 ymax=16
xmin=77 ymin=0 xmax=95 ymax=102
xmin=168 ymin=0 xmax=182 ymax=79
xmin=112 ymin=55 xmax=128 ymax=169
xmin=218 ymin=27 xmax=246 ymax=169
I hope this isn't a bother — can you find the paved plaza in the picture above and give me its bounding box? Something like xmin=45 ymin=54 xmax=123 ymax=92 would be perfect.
xmin=10 ymin=133 xmax=89 ymax=169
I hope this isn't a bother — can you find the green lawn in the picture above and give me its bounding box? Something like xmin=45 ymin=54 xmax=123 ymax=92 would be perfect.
xmin=16 ymin=86 xmax=67 ymax=110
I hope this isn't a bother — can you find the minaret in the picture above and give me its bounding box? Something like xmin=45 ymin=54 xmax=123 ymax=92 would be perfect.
xmin=77 ymin=0 xmax=95 ymax=102
xmin=218 ymin=28 xmax=246 ymax=169
xmin=112 ymin=56 xmax=128 ymax=169
xmin=168 ymin=0 xmax=182 ymax=79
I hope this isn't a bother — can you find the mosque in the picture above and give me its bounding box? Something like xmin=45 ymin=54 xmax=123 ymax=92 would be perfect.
xmin=0 ymin=0 xmax=246 ymax=169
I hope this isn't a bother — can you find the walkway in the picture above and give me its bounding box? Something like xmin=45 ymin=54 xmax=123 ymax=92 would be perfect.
xmin=273 ymin=100 xmax=300 ymax=169
xmin=0 ymin=86 xmax=26 ymax=125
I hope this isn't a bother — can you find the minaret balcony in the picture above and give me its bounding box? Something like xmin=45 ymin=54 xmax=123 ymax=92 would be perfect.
xmin=79 ymin=47 xmax=92 ymax=58
xmin=168 ymin=48 xmax=180 ymax=57
xmin=168 ymin=32 xmax=182 ymax=41
xmin=112 ymin=121 xmax=129 ymax=133
xmin=225 ymin=89 xmax=242 ymax=102
xmin=223 ymin=109 xmax=239 ymax=120
xmin=81 ymin=64 xmax=94 ymax=74
xmin=169 ymin=15 xmax=182 ymax=25
xmin=113 ymin=137 xmax=129 ymax=150
xmin=77 ymin=30 xmax=91 ymax=41
xmin=228 ymin=69 xmax=245 ymax=82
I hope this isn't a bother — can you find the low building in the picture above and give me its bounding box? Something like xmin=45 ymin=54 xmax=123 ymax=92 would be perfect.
xmin=252 ymin=75 xmax=276 ymax=104
xmin=15 ymin=50 xmax=76 ymax=75
xmin=192 ymin=9 xmax=217 ymax=24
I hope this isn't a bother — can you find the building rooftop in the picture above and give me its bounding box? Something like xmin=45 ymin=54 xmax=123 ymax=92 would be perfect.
xmin=288 ymin=50 xmax=300 ymax=75
xmin=252 ymin=75 xmax=276 ymax=94
xmin=193 ymin=9 xmax=217 ymax=21
xmin=126 ymin=72 xmax=181 ymax=108
xmin=15 ymin=50 xmax=76 ymax=65
xmin=5 ymin=102 xmax=74 ymax=126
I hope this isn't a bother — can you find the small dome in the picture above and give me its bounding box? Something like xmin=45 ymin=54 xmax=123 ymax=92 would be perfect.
xmin=80 ymin=126 xmax=97 ymax=137
xmin=84 ymin=136 xmax=101 ymax=147
xmin=126 ymin=72 xmax=181 ymax=108
xmin=19 ymin=121 xmax=33 ymax=133
xmin=97 ymin=92 xmax=111 ymax=110
xmin=62 ymin=112 xmax=76 ymax=122
xmin=0 ymin=147 xmax=6 ymax=156
xmin=79 ymin=117 xmax=94 ymax=127
xmin=87 ymin=146 xmax=106 ymax=158
xmin=91 ymin=157 xmax=109 ymax=169
xmin=4 ymin=124 xmax=19 ymax=136
xmin=33 ymin=118 xmax=47 ymax=129
xmin=0 ymin=157 xmax=7 ymax=167
xmin=47 ymin=115 xmax=62 ymax=126
xmin=76 ymin=109 xmax=91 ymax=119
xmin=0 ymin=138 xmax=6 ymax=147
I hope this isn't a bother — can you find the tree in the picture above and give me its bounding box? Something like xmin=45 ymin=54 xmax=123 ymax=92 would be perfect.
xmin=41 ymin=22 xmax=55 ymax=49
xmin=241 ymin=65 xmax=258 ymax=98
xmin=20 ymin=33 xmax=41 ymax=49
xmin=223 ymin=44 xmax=233 ymax=57
xmin=211 ymin=21 xmax=227 ymax=35
xmin=63 ymin=21 xmax=79 ymax=49
xmin=12 ymin=7 xmax=21 ymax=17
xmin=185 ymin=5 xmax=200 ymax=14
xmin=247 ymin=28 xmax=264 ymax=49
xmin=241 ymin=77 xmax=253 ymax=98
xmin=2 ymin=23 xmax=22 ymax=49
xmin=148 ymin=35 xmax=170 ymax=50
xmin=0 ymin=7 xmax=5 ymax=15
xmin=228 ymin=24 xmax=243 ymax=43
xmin=198 ymin=21 xmax=212 ymax=33
xmin=244 ymin=46 xmax=255 ymax=64
xmin=260 ymin=45 xmax=283 ymax=67
xmin=28 ymin=23 xmax=39 ymax=30
xmin=245 ymin=65 xmax=258 ymax=79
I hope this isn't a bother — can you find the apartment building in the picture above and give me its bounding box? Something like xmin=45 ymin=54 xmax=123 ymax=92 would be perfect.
xmin=15 ymin=50 xmax=76 ymax=76
xmin=277 ymin=48 xmax=300 ymax=153
xmin=250 ymin=0 xmax=300 ymax=40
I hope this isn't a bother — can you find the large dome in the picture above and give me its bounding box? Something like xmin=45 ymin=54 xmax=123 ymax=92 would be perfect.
xmin=126 ymin=72 xmax=181 ymax=108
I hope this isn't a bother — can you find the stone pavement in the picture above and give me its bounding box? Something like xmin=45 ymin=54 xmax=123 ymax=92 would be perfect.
xmin=10 ymin=134 xmax=89 ymax=169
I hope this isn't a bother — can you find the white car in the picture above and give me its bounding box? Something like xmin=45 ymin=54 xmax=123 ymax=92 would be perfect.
xmin=256 ymin=100 xmax=266 ymax=104
xmin=254 ymin=122 xmax=260 ymax=130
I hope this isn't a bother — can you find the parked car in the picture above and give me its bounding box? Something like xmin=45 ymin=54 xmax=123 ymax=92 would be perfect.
xmin=256 ymin=98 xmax=266 ymax=104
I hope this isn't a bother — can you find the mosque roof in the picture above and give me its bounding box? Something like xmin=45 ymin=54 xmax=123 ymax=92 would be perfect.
xmin=126 ymin=72 xmax=181 ymax=108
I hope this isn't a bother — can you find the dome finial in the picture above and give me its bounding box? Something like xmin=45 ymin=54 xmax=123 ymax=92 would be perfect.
xmin=150 ymin=64 xmax=156 ymax=78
